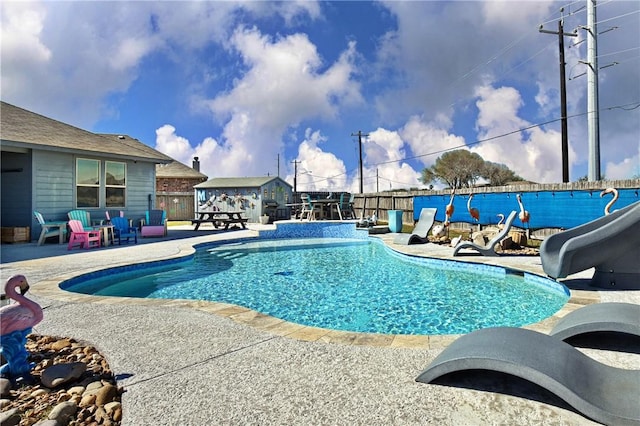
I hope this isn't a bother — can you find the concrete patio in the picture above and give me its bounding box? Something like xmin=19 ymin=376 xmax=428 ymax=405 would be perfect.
xmin=1 ymin=223 xmax=638 ymax=425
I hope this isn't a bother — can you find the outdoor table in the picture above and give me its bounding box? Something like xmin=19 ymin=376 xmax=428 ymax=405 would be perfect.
xmin=93 ymin=224 xmax=115 ymax=247
xmin=192 ymin=211 xmax=248 ymax=231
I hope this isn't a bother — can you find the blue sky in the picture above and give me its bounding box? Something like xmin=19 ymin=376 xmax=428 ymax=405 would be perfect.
xmin=2 ymin=1 xmax=639 ymax=192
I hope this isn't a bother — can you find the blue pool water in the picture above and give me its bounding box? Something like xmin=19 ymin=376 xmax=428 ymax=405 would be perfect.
xmin=62 ymin=238 xmax=569 ymax=335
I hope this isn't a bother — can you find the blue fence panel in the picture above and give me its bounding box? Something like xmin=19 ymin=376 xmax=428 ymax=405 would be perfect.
xmin=414 ymin=189 xmax=639 ymax=229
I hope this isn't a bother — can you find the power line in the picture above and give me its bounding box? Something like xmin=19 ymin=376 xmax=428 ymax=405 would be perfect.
xmin=300 ymin=100 xmax=640 ymax=186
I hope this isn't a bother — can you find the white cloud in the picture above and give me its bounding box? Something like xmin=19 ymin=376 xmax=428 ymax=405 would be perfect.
xmin=287 ymin=128 xmax=349 ymax=192
xmin=471 ymin=84 xmax=577 ymax=183
xmin=197 ymin=26 xmax=361 ymax=177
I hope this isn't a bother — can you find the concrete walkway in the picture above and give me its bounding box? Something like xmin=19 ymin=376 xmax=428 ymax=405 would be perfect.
xmin=1 ymin=224 xmax=638 ymax=425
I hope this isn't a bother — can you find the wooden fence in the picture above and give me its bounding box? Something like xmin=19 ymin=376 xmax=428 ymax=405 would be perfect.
xmin=156 ymin=193 xmax=195 ymax=221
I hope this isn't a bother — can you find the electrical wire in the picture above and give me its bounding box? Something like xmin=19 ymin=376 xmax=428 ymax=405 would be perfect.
xmin=301 ymin=100 xmax=640 ymax=187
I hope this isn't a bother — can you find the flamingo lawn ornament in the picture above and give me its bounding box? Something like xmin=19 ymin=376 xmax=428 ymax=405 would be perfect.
xmin=467 ymin=193 xmax=480 ymax=231
xmin=516 ymin=194 xmax=530 ymax=238
xmin=600 ymin=187 xmax=619 ymax=215
xmin=445 ymin=189 xmax=456 ymax=218
xmin=1 ymin=275 xmax=43 ymax=382
xmin=496 ymin=213 xmax=505 ymax=230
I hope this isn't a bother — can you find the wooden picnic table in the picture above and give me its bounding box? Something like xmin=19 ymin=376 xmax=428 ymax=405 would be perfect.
xmin=192 ymin=211 xmax=248 ymax=231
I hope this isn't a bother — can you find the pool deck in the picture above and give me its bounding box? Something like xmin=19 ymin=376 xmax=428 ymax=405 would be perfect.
xmin=1 ymin=223 xmax=638 ymax=425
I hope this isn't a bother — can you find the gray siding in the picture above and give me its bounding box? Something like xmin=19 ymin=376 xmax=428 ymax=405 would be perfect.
xmin=23 ymin=151 xmax=158 ymax=241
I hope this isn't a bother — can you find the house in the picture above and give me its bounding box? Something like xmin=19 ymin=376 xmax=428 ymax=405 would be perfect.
xmin=194 ymin=176 xmax=293 ymax=223
xmin=0 ymin=101 xmax=173 ymax=242
xmin=156 ymin=158 xmax=208 ymax=220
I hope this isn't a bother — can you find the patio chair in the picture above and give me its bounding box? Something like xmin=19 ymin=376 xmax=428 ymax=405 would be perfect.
xmin=300 ymin=194 xmax=321 ymax=221
xmin=105 ymin=210 xmax=124 ymax=224
xmin=68 ymin=210 xmax=98 ymax=228
xmin=339 ymin=193 xmax=356 ymax=219
xmin=111 ymin=216 xmax=138 ymax=245
xmin=67 ymin=219 xmax=101 ymax=250
xmin=141 ymin=209 xmax=167 ymax=237
xmin=33 ymin=211 xmax=67 ymax=246
xmin=452 ymin=210 xmax=517 ymax=257
xmin=415 ymin=327 xmax=640 ymax=426
xmin=393 ymin=208 xmax=437 ymax=245
xmin=550 ymin=302 xmax=640 ymax=341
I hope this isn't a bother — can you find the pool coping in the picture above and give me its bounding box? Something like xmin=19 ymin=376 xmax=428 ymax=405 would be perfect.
xmin=29 ymin=231 xmax=600 ymax=350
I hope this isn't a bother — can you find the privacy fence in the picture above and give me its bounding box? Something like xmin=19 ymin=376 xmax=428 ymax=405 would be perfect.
xmin=352 ymin=179 xmax=640 ymax=232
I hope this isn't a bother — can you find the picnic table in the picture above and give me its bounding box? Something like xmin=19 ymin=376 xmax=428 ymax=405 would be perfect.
xmin=192 ymin=211 xmax=248 ymax=231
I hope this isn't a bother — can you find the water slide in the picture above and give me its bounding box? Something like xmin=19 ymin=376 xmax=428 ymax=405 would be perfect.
xmin=540 ymin=201 xmax=640 ymax=289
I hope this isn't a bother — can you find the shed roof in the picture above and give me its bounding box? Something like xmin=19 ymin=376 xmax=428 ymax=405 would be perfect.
xmin=156 ymin=160 xmax=208 ymax=179
xmin=195 ymin=176 xmax=292 ymax=189
xmin=0 ymin=102 xmax=172 ymax=163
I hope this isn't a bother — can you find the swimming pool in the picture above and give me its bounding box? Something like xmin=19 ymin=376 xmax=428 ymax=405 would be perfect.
xmin=61 ymin=238 xmax=569 ymax=335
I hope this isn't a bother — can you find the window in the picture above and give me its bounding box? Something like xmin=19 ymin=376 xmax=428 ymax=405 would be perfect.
xmin=105 ymin=161 xmax=126 ymax=207
xmin=76 ymin=159 xmax=100 ymax=208
xmin=75 ymin=159 xmax=127 ymax=208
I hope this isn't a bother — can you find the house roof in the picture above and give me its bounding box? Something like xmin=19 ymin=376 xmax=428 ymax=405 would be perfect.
xmin=195 ymin=176 xmax=292 ymax=189
xmin=0 ymin=101 xmax=172 ymax=163
xmin=155 ymin=160 xmax=208 ymax=180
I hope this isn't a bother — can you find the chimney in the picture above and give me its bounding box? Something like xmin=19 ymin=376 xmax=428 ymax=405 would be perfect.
xmin=192 ymin=157 xmax=200 ymax=171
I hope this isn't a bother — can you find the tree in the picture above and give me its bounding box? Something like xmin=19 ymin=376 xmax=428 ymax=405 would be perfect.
xmin=420 ymin=150 xmax=485 ymax=188
xmin=482 ymin=162 xmax=523 ymax=186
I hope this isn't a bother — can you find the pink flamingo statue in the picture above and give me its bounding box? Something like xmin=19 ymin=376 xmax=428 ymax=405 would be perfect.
xmin=516 ymin=194 xmax=531 ymax=238
xmin=1 ymin=275 xmax=43 ymax=382
xmin=467 ymin=193 xmax=480 ymax=232
xmin=600 ymin=187 xmax=619 ymax=215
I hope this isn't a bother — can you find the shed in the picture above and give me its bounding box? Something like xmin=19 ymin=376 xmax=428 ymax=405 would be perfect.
xmin=0 ymin=101 xmax=173 ymax=242
xmin=194 ymin=176 xmax=293 ymax=223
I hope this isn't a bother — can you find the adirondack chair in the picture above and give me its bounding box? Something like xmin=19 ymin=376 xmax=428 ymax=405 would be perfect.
xmin=67 ymin=219 xmax=101 ymax=250
xmin=141 ymin=209 xmax=167 ymax=237
xmin=68 ymin=210 xmax=95 ymax=228
xmin=33 ymin=211 xmax=67 ymax=246
xmin=111 ymin=217 xmax=138 ymax=245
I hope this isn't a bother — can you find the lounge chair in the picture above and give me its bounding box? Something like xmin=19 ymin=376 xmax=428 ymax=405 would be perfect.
xmin=67 ymin=219 xmax=101 ymax=250
xmin=453 ymin=210 xmax=517 ymax=257
xmin=550 ymin=302 xmax=640 ymax=341
xmin=416 ymin=327 xmax=640 ymax=426
xmin=394 ymin=208 xmax=437 ymax=245
xmin=33 ymin=211 xmax=67 ymax=246
xmin=141 ymin=209 xmax=167 ymax=237
xmin=111 ymin=216 xmax=138 ymax=245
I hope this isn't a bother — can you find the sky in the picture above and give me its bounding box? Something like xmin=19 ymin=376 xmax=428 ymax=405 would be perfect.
xmin=2 ymin=1 xmax=639 ymax=193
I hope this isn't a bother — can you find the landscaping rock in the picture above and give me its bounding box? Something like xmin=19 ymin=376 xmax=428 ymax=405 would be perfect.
xmin=48 ymin=400 xmax=78 ymax=424
xmin=41 ymin=361 xmax=86 ymax=388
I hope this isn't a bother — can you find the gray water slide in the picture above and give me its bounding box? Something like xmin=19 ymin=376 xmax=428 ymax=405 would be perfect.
xmin=540 ymin=201 xmax=640 ymax=289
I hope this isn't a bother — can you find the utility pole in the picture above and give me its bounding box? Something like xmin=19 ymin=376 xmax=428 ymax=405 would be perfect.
xmin=586 ymin=0 xmax=601 ymax=181
xmin=291 ymin=160 xmax=300 ymax=193
xmin=376 ymin=168 xmax=379 ymax=193
xmin=351 ymin=130 xmax=369 ymax=193
xmin=540 ymin=10 xmax=577 ymax=183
